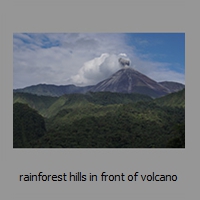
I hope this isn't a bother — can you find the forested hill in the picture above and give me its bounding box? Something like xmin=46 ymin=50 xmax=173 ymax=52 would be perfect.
xmin=13 ymin=91 xmax=152 ymax=118
xmin=13 ymin=92 xmax=58 ymax=117
xmin=13 ymin=90 xmax=185 ymax=148
xmin=154 ymin=89 xmax=185 ymax=107
xmin=13 ymin=102 xmax=46 ymax=148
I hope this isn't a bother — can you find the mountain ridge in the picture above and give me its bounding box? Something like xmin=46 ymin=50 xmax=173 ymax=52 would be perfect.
xmin=14 ymin=67 xmax=184 ymax=98
xmin=14 ymin=84 xmax=93 ymax=97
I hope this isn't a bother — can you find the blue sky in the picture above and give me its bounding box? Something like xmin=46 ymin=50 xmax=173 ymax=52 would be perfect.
xmin=126 ymin=33 xmax=185 ymax=73
xmin=13 ymin=33 xmax=185 ymax=89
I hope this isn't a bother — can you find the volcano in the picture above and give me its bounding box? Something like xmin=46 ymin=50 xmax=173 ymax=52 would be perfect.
xmin=91 ymin=67 xmax=171 ymax=98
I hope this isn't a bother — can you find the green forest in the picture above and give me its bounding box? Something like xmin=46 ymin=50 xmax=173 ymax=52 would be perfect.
xmin=13 ymin=90 xmax=185 ymax=148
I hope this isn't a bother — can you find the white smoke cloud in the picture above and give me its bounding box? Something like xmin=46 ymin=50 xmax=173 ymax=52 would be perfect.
xmin=119 ymin=53 xmax=127 ymax=57
xmin=70 ymin=53 xmax=127 ymax=85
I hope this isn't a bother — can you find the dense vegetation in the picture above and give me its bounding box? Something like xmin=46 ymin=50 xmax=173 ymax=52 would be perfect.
xmin=13 ymin=92 xmax=58 ymax=117
xmin=154 ymin=89 xmax=185 ymax=107
xmin=13 ymin=92 xmax=152 ymax=117
xmin=13 ymin=103 xmax=46 ymax=148
xmin=13 ymin=90 xmax=185 ymax=148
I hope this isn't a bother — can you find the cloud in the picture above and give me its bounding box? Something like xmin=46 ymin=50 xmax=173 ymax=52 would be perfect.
xmin=13 ymin=33 xmax=185 ymax=89
xmin=70 ymin=53 xmax=125 ymax=85
xmin=119 ymin=53 xmax=127 ymax=57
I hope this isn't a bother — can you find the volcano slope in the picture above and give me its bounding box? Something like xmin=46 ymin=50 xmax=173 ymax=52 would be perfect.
xmin=91 ymin=67 xmax=172 ymax=98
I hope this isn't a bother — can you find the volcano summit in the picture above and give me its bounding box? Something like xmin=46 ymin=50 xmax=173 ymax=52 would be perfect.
xmin=91 ymin=67 xmax=173 ymax=98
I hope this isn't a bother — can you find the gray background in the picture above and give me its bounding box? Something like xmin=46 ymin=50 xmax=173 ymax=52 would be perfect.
xmin=0 ymin=0 xmax=198 ymax=199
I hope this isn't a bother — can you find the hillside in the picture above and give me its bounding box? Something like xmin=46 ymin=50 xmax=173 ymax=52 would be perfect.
xmin=154 ymin=89 xmax=185 ymax=107
xmin=159 ymin=81 xmax=185 ymax=93
xmin=13 ymin=91 xmax=152 ymax=118
xmin=13 ymin=90 xmax=185 ymax=148
xmin=39 ymin=101 xmax=185 ymax=148
xmin=13 ymin=102 xmax=46 ymax=148
xmin=13 ymin=92 xmax=58 ymax=117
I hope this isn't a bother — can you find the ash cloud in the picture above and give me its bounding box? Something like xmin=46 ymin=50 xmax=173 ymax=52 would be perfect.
xmin=118 ymin=57 xmax=131 ymax=67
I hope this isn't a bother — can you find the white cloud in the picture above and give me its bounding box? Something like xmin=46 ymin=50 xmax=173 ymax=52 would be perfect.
xmin=70 ymin=53 xmax=124 ymax=85
xmin=119 ymin=53 xmax=127 ymax=57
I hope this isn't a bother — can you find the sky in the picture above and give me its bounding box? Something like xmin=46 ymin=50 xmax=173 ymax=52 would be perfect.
xmin=13 ymin=33 xmax=185 ymax=89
